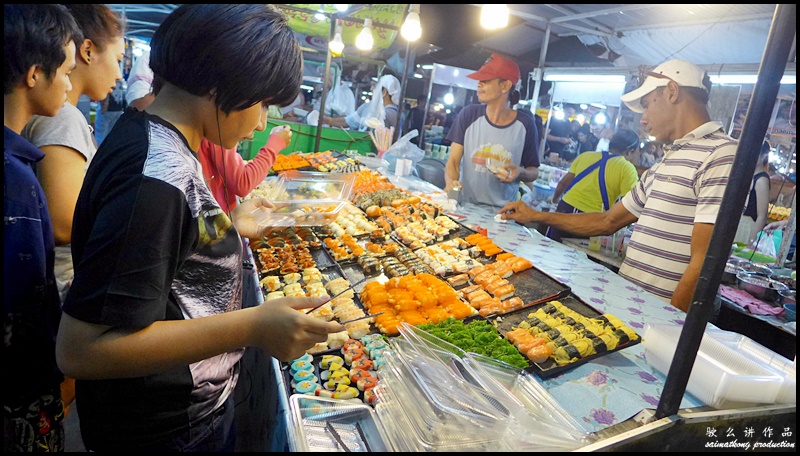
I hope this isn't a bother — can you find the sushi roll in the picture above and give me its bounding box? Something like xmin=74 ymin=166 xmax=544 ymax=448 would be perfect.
xmin=294 ymin=380 xmax=319 ymax=395
xmin=320 ymin=355 xmax=344 ymax=369
xmin=323 ymin=368 xmax=351 ymax=390
xmin=342 ymin=339 xmax=364 ymax=351
xmin=321 ymin=361 xmax=345 ymax=374
xmin=364 ymin=389 xmax=377 ymax=405
xmin=292 ymin=369 xmax=316 ymax=384
xmin=350 ymin=358 xmax=374 ymax=371
xmin=332 ymin=385 xmax=359 ymax=399
xmin=343 ymin=347 xmax=365 ymax=365
xmin=294 ymin=353 xmax=314 ymax=364
xmin=357 ymin=376 xmax=378 ymax=392
xmin=349 ymin=368 xmax=373 ymax=384
xmin=290 ymin=359 xmax=312 ymax=374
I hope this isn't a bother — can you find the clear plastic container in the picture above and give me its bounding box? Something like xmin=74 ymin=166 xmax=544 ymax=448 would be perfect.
xmin=380 ymin=323 xmax=590 ymax=451
xmin=643 ymin=324 xmax=795 ymax=409
xmin=250 ymin=200 xmax=347 ymax=227
xmin=287 ymin=394 xmax=393 ymax=452
xmin=276 ymin=170 xmax=355 ymax=201
xmin=248 ymin=171 xmax=354 ymax=227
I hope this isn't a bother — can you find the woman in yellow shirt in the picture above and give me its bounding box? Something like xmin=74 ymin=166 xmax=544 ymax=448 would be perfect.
xmin=546 ymin=129 xmax=640 ymax=241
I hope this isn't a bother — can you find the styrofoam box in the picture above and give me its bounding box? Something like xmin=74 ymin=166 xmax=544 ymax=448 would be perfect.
xmin=643 ymin=324 xmax=796 ymax=409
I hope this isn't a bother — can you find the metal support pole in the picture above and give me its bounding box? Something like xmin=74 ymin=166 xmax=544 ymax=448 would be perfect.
xmin=655 ymin=3 xmax=796 ymax=420
xmin=530 ymin=23 xmax=551 ymax=114
xmin=395 ymin=39 xmax=415 ymax=142
xmin=314 ymin=18 xmax=336 ymax=153
xmin=419 ymin=64 xmax=437 ymax=150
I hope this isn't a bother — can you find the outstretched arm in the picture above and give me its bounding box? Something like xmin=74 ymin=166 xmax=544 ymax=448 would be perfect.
xmin=216 ymin=127 xmax=290 ymax=197
xmin=499 ymin=198 xmax=637 ymax=237
xmin=56 ymin=296 xmax=344 ymax=379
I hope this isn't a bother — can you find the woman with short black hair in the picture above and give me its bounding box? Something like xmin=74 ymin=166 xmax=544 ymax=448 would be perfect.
xmin=56 ymin=5 xmax=343 ymax=452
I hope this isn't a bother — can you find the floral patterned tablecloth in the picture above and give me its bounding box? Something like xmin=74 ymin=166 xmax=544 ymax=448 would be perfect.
xmin=451 ymin=202 xmax=702 ymax=433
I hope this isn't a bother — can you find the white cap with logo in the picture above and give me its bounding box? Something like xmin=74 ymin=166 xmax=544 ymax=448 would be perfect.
xmin=620 ymin=59 xmax=709 ymax=113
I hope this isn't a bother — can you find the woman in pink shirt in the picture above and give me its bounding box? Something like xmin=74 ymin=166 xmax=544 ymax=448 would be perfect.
xmin=197 ymin=112 xmax=292 ymax=214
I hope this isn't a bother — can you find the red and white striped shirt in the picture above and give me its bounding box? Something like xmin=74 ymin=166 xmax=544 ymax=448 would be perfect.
xmin=619 ymin=122 xmax=738 ymax=300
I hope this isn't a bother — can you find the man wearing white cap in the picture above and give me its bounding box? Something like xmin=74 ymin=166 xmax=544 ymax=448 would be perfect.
xmin=499 ymin=59 xmax=738 ymax=312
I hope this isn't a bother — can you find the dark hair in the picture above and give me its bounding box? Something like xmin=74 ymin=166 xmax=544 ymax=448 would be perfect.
xmin=4 ymin=4 xmax=82 ymax=94
xmin=63 ymin=4 xmax=125 ymax=53
xmin=150 ymin=4 xmax=301 ymax=114
xmin=760 ymin=141 xmax=771 ymax=166
xmin=609 ymin=129 xmax=640 ymax=153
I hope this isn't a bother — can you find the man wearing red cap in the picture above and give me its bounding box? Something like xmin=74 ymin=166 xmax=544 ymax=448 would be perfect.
xmin=500 ymin=59 xmax=739 ymax=313
xmin=444 ymin=53 xmax=540 ymax=207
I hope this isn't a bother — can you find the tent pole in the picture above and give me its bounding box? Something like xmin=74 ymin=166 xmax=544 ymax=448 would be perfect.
xmin=419 ymin=65 xmax=436 ymax=150
xmin=530 ymin=23 xmax=551 ymax=114
xmin=395 ymin=39 xmax=415 ymax=143
xmin=655 ymin=3 xmax=796 ymax=420
xmin=315 ymin=18 xmax=336 ymax=153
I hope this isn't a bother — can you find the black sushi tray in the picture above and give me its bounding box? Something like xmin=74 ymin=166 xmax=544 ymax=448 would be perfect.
xmin=489 ymin=294 xmax=642 ymax=379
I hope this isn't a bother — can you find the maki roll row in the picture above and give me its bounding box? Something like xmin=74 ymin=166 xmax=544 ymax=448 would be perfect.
xmin=510 ymin=300 xmax=641 ymax=366
xmin=358 ymin=254 xmax=382 ymax=276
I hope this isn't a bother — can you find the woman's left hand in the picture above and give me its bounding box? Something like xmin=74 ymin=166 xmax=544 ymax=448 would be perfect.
xmin=231 ymin=197 xmax=276 ymax=239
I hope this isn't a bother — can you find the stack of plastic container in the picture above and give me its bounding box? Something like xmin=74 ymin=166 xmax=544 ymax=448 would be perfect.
xmin=643 ymin=324 xmax=796 ymax=409
xmin=372 ymin=323 xmax=593 ymax=451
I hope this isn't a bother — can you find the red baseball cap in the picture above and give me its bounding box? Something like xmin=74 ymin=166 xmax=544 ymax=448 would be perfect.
xmin=467 ymin=53 xmax=520 ymax=85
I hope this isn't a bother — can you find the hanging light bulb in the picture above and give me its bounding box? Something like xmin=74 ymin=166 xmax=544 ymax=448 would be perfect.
xmin=480 ymin=4 xmax=509 ymax=30
xmin=356 ymin=18 xmax=374 ymax=51
xmin=443 ymin=88 xmax=454 ymax=106
xmin=335 ymin=4 xmax=349 ymax=12
xmin=314 ymin=4 xmax=325 ymax=21
xmin=401 ymin=4 xmax=422 ymax=42
xmin=329 ymin=22 xmax=344 ymax=57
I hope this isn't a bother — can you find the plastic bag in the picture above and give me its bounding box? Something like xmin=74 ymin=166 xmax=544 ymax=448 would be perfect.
xmin=325 ymin=82 xmax=355 ymax=117
xmin=753 ymin=230 xmax=781 ymax=257
xmin=383 ymin=130 xmax=424 ymax=172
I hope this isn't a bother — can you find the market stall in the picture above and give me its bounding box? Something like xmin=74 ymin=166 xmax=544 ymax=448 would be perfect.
xmin=233 ymin=158 xmax=795 ymax=451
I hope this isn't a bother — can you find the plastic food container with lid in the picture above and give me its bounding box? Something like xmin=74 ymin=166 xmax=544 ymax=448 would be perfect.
xmin=249 ymin=171 xmax=355 ymax=228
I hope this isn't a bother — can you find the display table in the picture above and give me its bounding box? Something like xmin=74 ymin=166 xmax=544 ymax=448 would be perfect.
xmin=243 ymin=172 xmax=795 ymax=451
xmin=561 ymin=237 xmax=624 ymax=273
